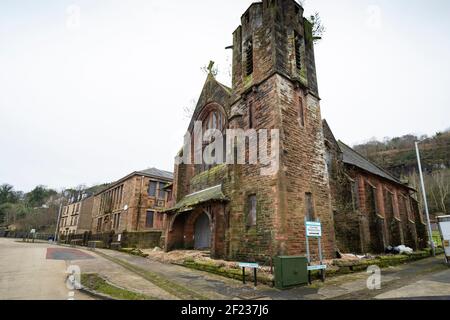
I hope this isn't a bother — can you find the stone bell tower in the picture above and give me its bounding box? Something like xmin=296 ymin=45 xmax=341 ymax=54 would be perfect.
xmin=231 ymin=0 xmax=319 ymax=98
xmin=227 ymin=0 xmax=336 ymax=259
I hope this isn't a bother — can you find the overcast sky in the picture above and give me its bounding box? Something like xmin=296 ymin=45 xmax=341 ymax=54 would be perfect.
xmin=1 ymin=0 xmax=449 ymax=192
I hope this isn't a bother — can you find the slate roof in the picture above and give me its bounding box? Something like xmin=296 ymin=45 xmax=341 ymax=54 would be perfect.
xmin=94 ymin=167 xmax=173 ymax=196
xmin=137 ymin=167 xmax=173 ymax=180
xmin=163 ymin=185 xmax=229 ymax=213
xmin=337 ymin=141 xmax=409 ymax=188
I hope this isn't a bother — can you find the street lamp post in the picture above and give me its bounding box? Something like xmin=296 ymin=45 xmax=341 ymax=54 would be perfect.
xmin=54 ymin=202 xmax=63 ymax=242
xmin=415 ymin=141 xmax=435 ymax=256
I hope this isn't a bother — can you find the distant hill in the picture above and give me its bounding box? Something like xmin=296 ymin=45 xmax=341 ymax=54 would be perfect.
xmin=353 ymin=130 xmax=450 ymax=178
xmin=353 ymin=129 xmax=450 ymax=215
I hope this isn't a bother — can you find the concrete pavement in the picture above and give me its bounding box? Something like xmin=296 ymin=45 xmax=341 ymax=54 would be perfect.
xmin=0 ymin=238 xmax=93 ymax=300
xmin=87 ymin=245 xmax=450 ymax=300
xmin=1 ymin=237 xmax=449 ymax=300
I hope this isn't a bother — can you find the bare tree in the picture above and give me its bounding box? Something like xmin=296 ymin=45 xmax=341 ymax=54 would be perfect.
xmin=201 ymin=62 xmax=218 ymax=77
xmin=183 ymin=98 xmax=197 ymax=120
xmin=430 ymin=170 xmax=449 ymax=213
xmin=310 ymin=12 xmax=325 ymax=43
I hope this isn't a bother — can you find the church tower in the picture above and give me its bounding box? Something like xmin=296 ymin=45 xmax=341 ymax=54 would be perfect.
xmin=231 ymin=0 xmax=319 ymax=98
xmin=165 ymin=0 xmax=335 ymax=262
xmin=227 ymin=0 xmax=335 ymax=259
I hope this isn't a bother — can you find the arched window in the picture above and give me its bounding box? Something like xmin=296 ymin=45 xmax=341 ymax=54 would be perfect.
xmin=202 ymin=110 xmax=224 ymax=132
xmin=194 ymin=106 xmax=227 ymax=175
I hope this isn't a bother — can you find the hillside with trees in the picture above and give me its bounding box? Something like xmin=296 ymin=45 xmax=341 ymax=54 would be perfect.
xmin=0 ymin=183 xmax=110 ymax=233
xmin=353 ymin=129 xmax=450 ymax=216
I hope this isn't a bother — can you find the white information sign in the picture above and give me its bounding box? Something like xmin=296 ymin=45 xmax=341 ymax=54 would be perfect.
xmin=437 ymin=216 xmax=450 ymax=260
xmin=306 ymin=221 xmax=322 ymax=238
xmin=307 ymin=265 xmax=327 ymax=271
xmin=238 ymin=262 xmax=259 ymax=269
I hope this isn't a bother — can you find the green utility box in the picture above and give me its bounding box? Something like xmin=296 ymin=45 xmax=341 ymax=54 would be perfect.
xmin=274 ymin=256 xmax=308 ymax=289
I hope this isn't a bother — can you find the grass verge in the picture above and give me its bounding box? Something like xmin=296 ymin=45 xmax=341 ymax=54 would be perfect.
xmin=94 ymin=251 xmax=208 ymax=300
xmin=433 ymin=231 xmax=442 ymax=247
xmin=81 ymin=273 xmax=156 ymax=300
xmin=119 ymin=247 xmax=149 ymax=258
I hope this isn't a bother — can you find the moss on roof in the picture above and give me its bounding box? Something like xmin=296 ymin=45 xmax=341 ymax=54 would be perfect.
xmin=164 ymin=185 xmax=228 ymax=213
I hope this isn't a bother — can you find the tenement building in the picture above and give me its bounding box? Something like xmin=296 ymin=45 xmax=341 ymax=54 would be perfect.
xmin=91 ymin=168 xmax=173 ymax=235
xmin=59 ymin=194 xmax=94 ymax=236
xmin=163 ymin=0 xmax=427 ymax=261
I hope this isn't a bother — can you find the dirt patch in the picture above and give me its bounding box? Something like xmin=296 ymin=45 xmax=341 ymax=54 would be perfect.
xmin=143 ymin=249 xmax=275 ymax=285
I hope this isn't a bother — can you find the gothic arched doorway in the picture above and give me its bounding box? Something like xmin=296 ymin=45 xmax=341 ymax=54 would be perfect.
xmin=194 ymin=213 xmax=211 ymax=249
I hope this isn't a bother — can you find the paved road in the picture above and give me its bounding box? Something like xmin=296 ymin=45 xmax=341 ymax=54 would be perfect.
xmin=0 ymin=238 xmax=93 ymax=300
xmin=303 ymin=255 xmax=450 ymax=300
xmin=1 ymin=237 xmax=449 ymax=300
xmin=89 ymin=246 xmax=450 ymax=300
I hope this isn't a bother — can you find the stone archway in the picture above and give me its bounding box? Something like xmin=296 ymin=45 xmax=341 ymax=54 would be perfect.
xmin=194 ymin=212 xmax=211 ymax=249
xmin=166 ymin=213 xmax=187 ymax=250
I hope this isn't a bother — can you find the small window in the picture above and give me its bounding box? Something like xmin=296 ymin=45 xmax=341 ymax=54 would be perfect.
xmin=212 ymin=112 xmax=217 ymax=129
xmin=97 ymin=218 xmax=102 ymax=232
xmin=305 ymin=193 xmax=315 ymax=221
xmin=245 ymin=38 xmax=253 ymax=76
xmin=372 ymin=187 xmax=379 ymax=214
xmin=351 ymin=181 xmax=360 ymax=210
xmin=158 ymin=182 xmax=166 ymax=200
xmin=116 ymin=213 xmax=121 ymax=229
xmin=406 ymin=197 xmax=414 ymax=221
xmin=247 ymin=195 xmax=257 ymax=227
xmin=244 ymin=12 xmax=250 ymax=24
xmin=325 ymin=149 xmax=332 ymax=174
xmin=146 ymin=210 xmax=154 ymax=228
xmin=298 ymin=97 xmax=305 ymax=127
xmin=218 ymin=112 xmax=223 ymax=131
xmin=294 ymin=32 xmax=302 ymax=71
xmin=148 ymin=181 xmax=157 ymax=197
xmin=248 ymin=103 xmax=256 ymax=129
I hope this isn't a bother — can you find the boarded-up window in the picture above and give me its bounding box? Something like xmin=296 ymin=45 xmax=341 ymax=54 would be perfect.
xmin=372 ymin=187 xmax=379 ymax=214
xmin=249 ymin=103 xmax=256 ymax=129
xmin=325 ymin=149 xmax=332 ymax=175
xmin=399 ymin=195 xmax=410 ymax=221
xmin=298 ymin=97 xmax=305 ymax=127
xmin=247 ymin=195 xmax=257 ymax=227
xmin=148 ymin=181 xmax=157 ymax=197
xmin=384 ymin=189 xmax=394 ymax=218
xmin=305 ymin=192 xmax=315 ymax=221
xmin=146 ymin=210 xmax=154 ymax=228
xmin=366 ymin=183 xmax=379 ymax=215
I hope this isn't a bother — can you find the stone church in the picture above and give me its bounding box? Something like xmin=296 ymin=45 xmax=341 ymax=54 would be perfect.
xmin=163 ymin=0 xmax=427 ymax=262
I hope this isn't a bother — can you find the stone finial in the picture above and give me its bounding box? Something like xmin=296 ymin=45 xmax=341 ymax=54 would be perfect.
xmin=207 ymin=61 xmax=215 ymax=74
